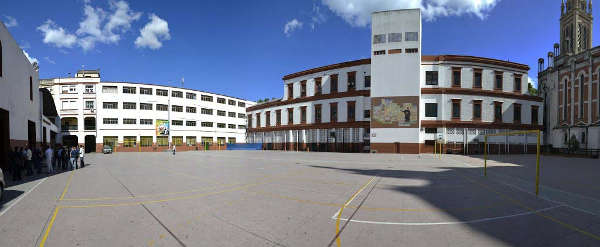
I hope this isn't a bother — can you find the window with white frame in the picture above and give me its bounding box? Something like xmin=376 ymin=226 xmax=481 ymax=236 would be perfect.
xmin=102 ymin=86 xmax=117 ymax=94
xmin=85 ymin=101 xmax=95 ymax=109
xmin=85 ymin=85 xmax=95 ymax=93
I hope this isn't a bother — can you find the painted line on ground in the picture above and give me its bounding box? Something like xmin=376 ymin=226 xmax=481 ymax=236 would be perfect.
xmin=39 ymin=206 xmax=61 ymax=247
xmin=335 ymin=205 xmax=564 ymax=226
xmin=334 ymin=177 xmax=376 ymax=247
xmin=58 ymin=171 xmax=75 ymax=201
xmin=0 ymin=177 xmax=48 ymax=218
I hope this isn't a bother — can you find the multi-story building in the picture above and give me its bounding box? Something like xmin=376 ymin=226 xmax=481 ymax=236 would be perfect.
xmin=247 ymin=9 xmax=544 ymax=154
xmin=41 ymin=70 xmax=255 ymax=152
xmin=538 ymin=0 xmax=600 ymax=150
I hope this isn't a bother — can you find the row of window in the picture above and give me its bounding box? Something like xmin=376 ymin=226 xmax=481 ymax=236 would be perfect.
xmin=561 ymin=74 xmax=600 ymax=120
xmin=373 ymin=32 xmax=419 ymax=44
xmin=287 ymin=72 xmax=370 ymax=100
xmin=100 ymin=102 xmax=246 ymax=118
xmin=425 ymin=69 xmax=523 ymax=92
xmin=373 ymin=48 xmax=419 ymax=56
xmin=101 ymin=118 xmax=246 ymax=129
xmin=97 ymin=86 xmax=246 ymax=107
xmin=424 ymin=102 xmax=539 ymax=124
xmin=251 ymin=102 xmax=370 ymax=128
xmin=104 ymin=136 xmax=236 ymax=147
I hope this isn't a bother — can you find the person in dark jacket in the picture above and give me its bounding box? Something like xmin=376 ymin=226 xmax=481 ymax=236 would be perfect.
xmin=11 ymin=147 xmax=22 ymax=181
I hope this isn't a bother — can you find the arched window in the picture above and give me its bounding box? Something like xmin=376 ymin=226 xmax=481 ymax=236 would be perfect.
xmin=580 ymin=74 xmax=584 ymax=117
xmin=564 ymin=79 xmax=568 ymax=119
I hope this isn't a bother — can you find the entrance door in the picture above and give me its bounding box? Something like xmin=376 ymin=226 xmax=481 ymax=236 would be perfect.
xmin=85 ymin=135 xmax=96 ymax=153
xmin=28 ymin=120 xmax=36 ymax=149
xmin=0 ymin=108 xmax=9 ymax=172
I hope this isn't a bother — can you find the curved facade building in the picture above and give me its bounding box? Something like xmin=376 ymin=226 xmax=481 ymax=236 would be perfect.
xmin=246 ymin=9 xmax=544 ymax=154
xmin=41 ymin=70 xmax=254 ymax=152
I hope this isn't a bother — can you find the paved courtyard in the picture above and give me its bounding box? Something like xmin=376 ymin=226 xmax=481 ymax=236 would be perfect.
xmin=1 ymin=151 xmax=600 ymax=246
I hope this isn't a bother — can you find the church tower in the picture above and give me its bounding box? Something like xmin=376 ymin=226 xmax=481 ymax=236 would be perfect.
xmin=560 ymin=0 xmax=593 ymax=55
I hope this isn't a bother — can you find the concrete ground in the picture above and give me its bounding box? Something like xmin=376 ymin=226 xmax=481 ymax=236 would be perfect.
xmin=1 ymin=151 xmax=600 ymax=247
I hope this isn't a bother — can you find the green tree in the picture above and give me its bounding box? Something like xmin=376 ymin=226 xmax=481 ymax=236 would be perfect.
xmin=528 ymin=83 xmax=538 ymax=96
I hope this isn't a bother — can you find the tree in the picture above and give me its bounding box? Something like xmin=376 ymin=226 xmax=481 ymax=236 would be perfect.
xmin=528 ymin=83 xmax=538 ymax=96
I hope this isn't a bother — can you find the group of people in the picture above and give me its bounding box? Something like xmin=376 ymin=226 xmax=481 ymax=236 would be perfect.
xmin=8 ymin=144 xmax=85 ymax=181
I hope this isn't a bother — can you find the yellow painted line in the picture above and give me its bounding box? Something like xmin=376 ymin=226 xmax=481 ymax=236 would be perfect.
xmin=335 ymin=177 xmax=376 ymax=247
xmin=39 ymin=206 xmax=61 ymax=247
xmin=59 ymin=171 xmax=75 ymax=200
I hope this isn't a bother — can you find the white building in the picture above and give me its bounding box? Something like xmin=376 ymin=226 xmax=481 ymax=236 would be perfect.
xmin=41 ymin=70 xmax=255 ymax=152
xmin=246 ymin=9 xmax=544 ymax=154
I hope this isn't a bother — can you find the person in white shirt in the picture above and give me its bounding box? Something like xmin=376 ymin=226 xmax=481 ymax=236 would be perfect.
xmin=45 ymin=145 xmax=54 ymax=174
xmin=25 ymin=146 xmax=33 ymax=176
xmin=79 ymin=145 xmax=85 ymax=168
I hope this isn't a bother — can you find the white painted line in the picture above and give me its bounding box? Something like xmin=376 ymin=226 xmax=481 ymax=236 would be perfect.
xmin=331 ymin=176 xmax=376 ymax=219
xmin=0 ymin=177 xmax=48 ymax=218
xmin=336 ymin=205 xmax=563 ymax=226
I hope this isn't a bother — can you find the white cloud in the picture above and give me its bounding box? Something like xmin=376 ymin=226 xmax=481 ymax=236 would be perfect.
xmin=310 ymin=4 xmax=327 ymax=30
xmin=134 ymin=14 xmax=171 ymax=50
xmin=528 ymin=77 xmax=537 ymax=87
xmin=37 ymin=20 xmax=78 ymax=48
xmin=321 ymin=0 xmax=499 ymax=27
xmin=284 ymin=19 xmax=303 ymax=37
xmin=22 ymin=50 xmax=39 ymax=65
xmin=3 ymin=15 xmax=18 ymax=27
xmin=76 ymin=0 xmax=141 ymax=51
xmin=44 ymin=56 xmax=56 ymax=64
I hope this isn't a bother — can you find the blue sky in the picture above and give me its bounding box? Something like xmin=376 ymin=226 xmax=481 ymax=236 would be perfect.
xmin=0 ymin=0 xmax=580 ymax=101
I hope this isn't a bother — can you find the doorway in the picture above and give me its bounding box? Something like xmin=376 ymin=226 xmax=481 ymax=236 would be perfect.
xmin=85 ymin=135 xmax=96 ymax=153
xmin=0 ymin=108 xmax=9 ymax=172
xmin=28 ymin=120 xmax=36 ymax=149
xmin=62 ymin=135 xmax=78 ymax=147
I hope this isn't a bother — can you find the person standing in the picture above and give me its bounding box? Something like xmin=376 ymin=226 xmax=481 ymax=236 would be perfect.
xmin=172 ymin=145 xmax=176 ymax=155
xmin=10 ymin=147 xmax=22 ymax=181
xmin=45 ymin=145 xmax=54 ymax=174
xmin=62 ymin=147 xmax=68 ymax=170
xmin=25 ymin=146 xmax=33 ymax=176
xmin=79 ymin=145 xmax=85 ymax=168
xmin=34 ymin=147 xmax=42 ymax=174
xmin=70 ymin=147 xmax=78 ymax=170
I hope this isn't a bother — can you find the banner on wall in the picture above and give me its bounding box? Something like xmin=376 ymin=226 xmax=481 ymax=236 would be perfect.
xmin=371 ymin=96 xmax=419 ymax=128
xmin=156 ymin=119 xmax=170 ymax=136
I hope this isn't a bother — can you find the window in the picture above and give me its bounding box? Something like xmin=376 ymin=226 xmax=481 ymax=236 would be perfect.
xmin=228 ymin=112 xmax=236 ymax=118
xmin=452 ymin=100 xmax=461 ymax=119
xmin=217 ymin=110 xmax=226 ymax=116
xmin=102 ymin=86 xmax=117 ymax=93
xmin=186 ymin=106 xmax=197 ymax=113
xmin=425 ymin=103 xmax=438 ymax=117
xmin=201 ymin=95 xmax=213 ymax=102
xmin=514 ymin=104 xmax=522 ymax=123
xmin=140 ymin=103 xmax=152 ymax=110
xmin=217 ymin=123 xmax=226 ymax=128
xmin=388 ymin=49 xmax=402 ymax=54
xmin=495 ymin=72 xmax=503 ymax=90
xmin=238 ymin=125 xmax=246 ymax=129
xmin=425 ymin=128 xmax=437 ymax=134
xmin=173 ymin=136 xmax=184 ymax=146
xmin=405 ymin=48 xmax=419 ymax=53
xmin=315 ymin=105 xmax=322 ymax=123
xmin=582 ymin=132 xmax=586 ymax=144
xmin=172 ymin=91 xmax=183 ymax=98
xmin=172 ymin=120 xmax=183 ymax=126
xmin=301 ymin=81 xmax=307 ymax=97
xmin=364 ymin=76 xmax=371 ymax=88
xmin=217 ymin=137 xmax=226 ymax=145
xmin=373 ymin=34 xmax=386 ymax=44
xmin=186 ymin=121 xmax=197 ymax=127
xmin=140 ymin=136 xmax=153 ymax=147
xmin=388 ymin=33 xmax=402 ymax=42
xmin=217 ymin=98 xmax=226 ymax=104
xmin=473 ymin=69 xmax=482 ymax=88
xmin=238 ymin=113 xmax=246 ymax=118
xmin=201 ymin=137 xmax=213 ymax=144
xmin=287 ymin=84 xmax=293 ymax=100
xmin=201 ymin=108 xmax=213 ymax=115
xmin=157 ymin=136 xmax=168 ymax=146
xmin=61 ymin=85 xmax=77 ymax=94
xmin=156 ymin=104 xmax=168 ymax=111
xmin=276 ymin=110 xmax=282 ymax=125
xmin=123 ymin=102 xmax=136 ymax=110
xmin=140 ymin=119 xmax=152 ymax=125
xmin=532 ymin=106 xmax=539 ymax=125
xmin=373 ymin=50 xmax=386 ymax=55
xmin=330 ymin=103 xmax=338 ymax=123
xmin=425 ymin=71 xmax=438 ymax=85
xmin=228 ymin=137 xmax=237 ymax=144
xmin=564 ymin=81 xmax=568 ymax=119
xmin=186 ymin=92 xmax=196 ymax=99
xmin=186 ymin=136 xmax=197 ymax=146
xmin=248 ymin=115 xmax=253 ymax=128
xmin=580 ymin=75 xmax=584 ymax=117
xmin=301 ymin=106 xmax=307 ymax=123
xmin=287 ymin=108 xmax=294 ymax=125
xmin=85 ymin=85 xmax=95 ymax=94
xmin=266 ymin=111 xmax=271 ymax=126
xmin=201 ymin=122 xmax=213 ymax=127
xmin=473 ymin=101 xmax=482 ymax=120
xmin=228 ymin=99 xmax=236 ymax=106
xmin=85 ymin=101 xmax=95 ymax=109
xmin=405 ymin=32 xmax=418 ymax=41
xmin=347 ymin=72 xmax=356 ymax=91
xmin=347 ymin=102 xmax=355 ymax=122
xmin=140 ymin=87 xmax=152 ymax=95
xmin=228 ymin=124 xmax=236 ymax=129
xmin=514 ymin=76 xmax=522 ymax=92
xmin=494 ymin=102 xmax=503 ymax=122
xmin=103 ymin=102 xmax=118 ymax=109
xmin=124 ymin=136 xmax=136 ymax=147
xmin=315 ymin=77 xmax=322 ymax=95
xmin=364 ymin=110 xmax=370 ymax=119
xmin=452 ymin=68 xmax=461 ymax=87
xmin=123 ymin=118 xmax=136 ymax=125
xmin=103 ymin=118 xmax=118 ymax=124
xmin=172 ymin=105 xmax=183 ymax=112
xmin=238 ymin=102 xmax=246 ymax=107
xmin=123 ymin=87 xmax=136 ymax=94
xmin=156 ymin=89 xmax=168 ymax=96
xmin=330 ymin=74 xmax=338 ymax=93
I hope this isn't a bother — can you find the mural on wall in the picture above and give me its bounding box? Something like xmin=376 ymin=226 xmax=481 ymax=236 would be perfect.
xmin=156 ymin=119 xmax=170 ymax=136
xmin=371 ymin=96 xmax=419 ymax=128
